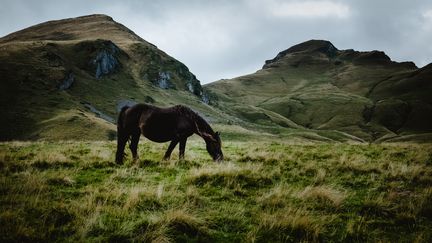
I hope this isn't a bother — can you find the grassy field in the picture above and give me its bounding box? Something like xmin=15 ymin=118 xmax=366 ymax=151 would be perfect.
xmin=1 ymin=138 xmax=432 ymax=242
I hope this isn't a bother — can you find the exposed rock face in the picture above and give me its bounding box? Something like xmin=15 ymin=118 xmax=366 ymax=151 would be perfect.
xmin=187 ymin=82 xmax=194 ymax=93
xmin=201 ymin=92 xmax=210 ymax=104
xmin=93 ymin=42 xmax=119 ymax=78
xmin=116 ymin=97 xmax=155 ymax=112
xmin=130 ymin=42 xmax=204 ymax=98
xmin=180 ymin=69 xmax=203 ymax=97
xmin=116 ymin=99 xmax=137 ymax=112
xmin=58 ymin=73 xmax=74 ymax=90
xmin=82 ymin=102 xmax=114 ymax=123
xmin=186 ymin=79 xmax=203 ymax=96
xmin=156 ymin=71 xmax=172 ymax=89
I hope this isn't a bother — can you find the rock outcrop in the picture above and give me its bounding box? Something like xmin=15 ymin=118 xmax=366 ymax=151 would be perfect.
xmin=58 ymin=73 xmax=74 ymax=90
xmin=116 ymin=100 xmax=138 ymax=112
xmin=155 ymin=71 xmax=173 ymax=89
xmin=82 ymin=102 xmax=115 ymax=123
xmin=92 ymin=41 xmax=120 ymax=79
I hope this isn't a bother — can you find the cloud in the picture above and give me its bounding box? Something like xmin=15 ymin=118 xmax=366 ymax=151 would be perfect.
xmin=260 ymin=0 xmax=350 ymax=19
xmin=422 ymin=9 xmax=432 ymax=30
xmin=423 ymin=9 xmax=432 ymax=19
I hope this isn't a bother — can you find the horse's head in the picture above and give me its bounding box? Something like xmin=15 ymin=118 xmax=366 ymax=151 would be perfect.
xmin=203 ymin=131 xmax=223 ymax=161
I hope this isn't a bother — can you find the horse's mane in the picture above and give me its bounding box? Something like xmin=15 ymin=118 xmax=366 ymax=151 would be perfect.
xmin=174 ymin=105 xmax=214 ymax=135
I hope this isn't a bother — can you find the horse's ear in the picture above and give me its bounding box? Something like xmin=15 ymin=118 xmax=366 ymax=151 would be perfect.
xmin=215 ymin=132 xmax=221 ymax=143
xmin=215 ymin=132 xmax=221 ymax=139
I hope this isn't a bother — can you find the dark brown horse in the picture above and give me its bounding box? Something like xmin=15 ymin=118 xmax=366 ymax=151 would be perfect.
xmin=115 ymin=103 xmax=223 ymax=164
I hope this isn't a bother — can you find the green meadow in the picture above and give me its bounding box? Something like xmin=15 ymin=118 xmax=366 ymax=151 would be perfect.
xmin=1 ymin=137 xmax=432 ymax=242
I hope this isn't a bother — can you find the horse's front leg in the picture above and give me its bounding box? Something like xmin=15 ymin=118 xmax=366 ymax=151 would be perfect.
xmin=179 ymin=138 xmax=187 ymax=160
xmin=129 ymin=130 xmax=140 ymax=163
xmin=163 ymin=139 xmax=179 ymax=160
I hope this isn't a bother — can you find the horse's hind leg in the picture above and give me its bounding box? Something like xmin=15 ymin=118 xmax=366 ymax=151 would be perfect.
xmin=115 ymin=132 xmax=129 ymax=164
xmin=163 ymin=139 xmax=179 ymax=160
xmin=129 ymin=129 xmax=140 ymax=163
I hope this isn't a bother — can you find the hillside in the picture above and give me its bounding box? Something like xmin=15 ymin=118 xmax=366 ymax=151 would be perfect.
xmin=1 ymin=16 xmax=431 ymax=143
xmin=205 ymin=40 xmax=432 ymax=142
xmin=0 ymin=14 xmax=225 ymax=141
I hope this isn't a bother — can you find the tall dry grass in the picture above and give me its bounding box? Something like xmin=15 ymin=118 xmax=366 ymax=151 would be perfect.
xmin=1 ymin=141 xmax=432 ymax=242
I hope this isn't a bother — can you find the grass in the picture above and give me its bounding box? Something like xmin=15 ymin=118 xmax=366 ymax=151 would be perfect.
xmin=1 ymin=139 xmax=432 ymax=242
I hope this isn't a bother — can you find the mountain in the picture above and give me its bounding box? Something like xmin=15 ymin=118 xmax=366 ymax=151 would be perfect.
xmin=0 ymin=14 xmax=224 ymax=140
xmin=205 ymin=40 xmax=432 ymax=142
xmin=1 ymin=16 xmax=430 ymax=143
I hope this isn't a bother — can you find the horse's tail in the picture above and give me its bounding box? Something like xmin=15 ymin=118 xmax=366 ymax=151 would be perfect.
xmin=115 ymin=106 xmax=129 ymax=164
xmin=117 ymin=106 xmax=129 ymax=130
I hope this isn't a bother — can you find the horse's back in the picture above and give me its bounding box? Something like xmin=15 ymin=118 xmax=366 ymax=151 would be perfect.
xmin=138 ymin=104 xmax=194 ymax=142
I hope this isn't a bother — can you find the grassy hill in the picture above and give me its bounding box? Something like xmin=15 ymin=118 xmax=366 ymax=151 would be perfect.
xmin=205 ymin=40 xmax=432 ymax=142
xmin=1 ymin=16 xmax=431 ymax=143
xmin=0 ymin=14 xmax=226 ymax=141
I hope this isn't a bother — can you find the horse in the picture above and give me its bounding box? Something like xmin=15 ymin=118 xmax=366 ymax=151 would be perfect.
xmin=115 ymin=103 xmax=223 ymax=164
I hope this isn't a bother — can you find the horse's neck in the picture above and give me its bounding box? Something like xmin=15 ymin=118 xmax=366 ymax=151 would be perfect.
xmin=194 ymin=115 xmax=213 ymax=137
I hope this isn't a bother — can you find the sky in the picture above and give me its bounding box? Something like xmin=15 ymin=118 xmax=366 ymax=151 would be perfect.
xmin=1 ymin=0 xmax=432 ymax=84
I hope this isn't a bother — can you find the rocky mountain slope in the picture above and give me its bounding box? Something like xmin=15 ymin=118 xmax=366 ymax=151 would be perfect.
xmin=0 ymin=14 xmax=222 ymax=140
xmin=205 ymin=40 xmax=432 ymax=142
xmin=1 ymin=15 xmax=430 ymax=142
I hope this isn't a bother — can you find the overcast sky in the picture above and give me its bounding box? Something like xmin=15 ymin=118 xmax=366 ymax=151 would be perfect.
xmin=1 ymin=0 xmax=432 ymax=84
